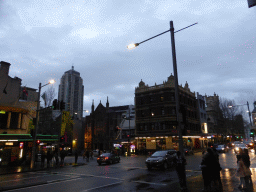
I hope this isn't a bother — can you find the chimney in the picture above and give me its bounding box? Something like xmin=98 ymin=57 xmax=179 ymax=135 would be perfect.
xmin=0 ymin=61 xmax=11 ymax=76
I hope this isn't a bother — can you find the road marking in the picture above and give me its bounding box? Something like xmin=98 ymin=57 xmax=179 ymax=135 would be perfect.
xmin=0 ymin=174 xmax=54 ymax=183
xmin=54 ymin=172 xmax=124 ymax=181
xmin=83 ymin=181 xmax=123 ymax=191
xmin=132 ymin=180 xmax=167 ymax=186
xmin=123 ymin=166 xmax=147 ymax=170
xmin=5 ymin=178 xmax=82 ymax=192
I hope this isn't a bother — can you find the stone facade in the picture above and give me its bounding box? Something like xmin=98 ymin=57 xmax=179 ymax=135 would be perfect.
xmin=0 ymin=61 xmax=37 ymax=134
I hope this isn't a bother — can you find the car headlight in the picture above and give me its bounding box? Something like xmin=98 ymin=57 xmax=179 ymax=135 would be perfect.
xmin=235 ymin=147 xmax=239 ymax=151
xmin=222 ymin=148 xmax=224 ymax=150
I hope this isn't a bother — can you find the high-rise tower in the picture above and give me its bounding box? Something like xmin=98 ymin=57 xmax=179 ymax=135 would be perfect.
xmin=58 ymin=66 xmax=84 ymax=119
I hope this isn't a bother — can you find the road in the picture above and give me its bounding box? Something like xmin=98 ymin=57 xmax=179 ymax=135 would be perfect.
xmin=1 ymin=149 xmax=255 ymax=192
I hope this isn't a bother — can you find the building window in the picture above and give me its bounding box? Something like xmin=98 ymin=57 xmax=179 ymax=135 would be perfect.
xmin=163 ymin=123 xmax=166 ymax=130
xmin=145 ymin=125 xmax=147 ymax=131
xmin=171 ymin=95 xmax=175 ymax=101
xmin=161 ymin=108 xmax=165 ymax=115
xmin=140 ymin=125 xmax=143 ymax=131
xmin=172 ymin=108 xmax=175 ymax=114
xmin=151 ymin=123 xmax=154 ymax=130
xmin=160 ymin=95 xmax=164 ymax=102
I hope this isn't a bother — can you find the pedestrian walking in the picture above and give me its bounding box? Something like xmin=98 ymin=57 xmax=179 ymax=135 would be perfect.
xmin=83 ymin=151 xmax=86 ymax=160
xmin=174 ymin=151 xmax=187 ymax=190
xmin=90 ymin=151 xmax=93 ymax=160
xmin=242 ymin=149 xmax=252 ymax=188
xmin=201 ymin=148 xmax=216 ymax=191
xmin=75 ymin=149 xmax=79 ymax=164
xmin=54 ymin=148 xmax=59 ymax=167
xmin=60 ymin=148 xmax=66 ymax=166
xmin=46 ymin=149 xmax=52 ymax=168
xmin=86 ymin=150 xmax=90 ymax=162
xmin=237 ymin=155 xmax=247 ymax=190
xmin=40 ymin=149 xmax=45 ymax=168
xmin=211 ymin=147 xmax=223 ymax=191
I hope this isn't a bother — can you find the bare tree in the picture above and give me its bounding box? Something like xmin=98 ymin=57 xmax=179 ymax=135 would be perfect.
xmin=41 ymin=86 xmax=56 ymax=107
xmin=219 ymin=97 xmax=244 ymax=135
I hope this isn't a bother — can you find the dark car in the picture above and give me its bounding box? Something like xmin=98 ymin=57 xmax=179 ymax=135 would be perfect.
xmin=184 ymin=148 xmax=194 ymax=156
xmin=145 ymin=150 xmax=177 ymax=170
xmin=215 ymin=144 xmax=228 ymax=153
xmin=97 ymin=153 xmax=120 ymax=165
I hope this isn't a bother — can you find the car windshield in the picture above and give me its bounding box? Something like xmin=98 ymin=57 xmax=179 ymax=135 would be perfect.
xmin=218 ymin=145 xmax=224 ymax=148
xmin=151 ymin=151 xmax=167 ymax=157
xmin=100 ymin=153 xmax=110 ymax=157
xmin=236 ymin=144 xmax=246 ymax=148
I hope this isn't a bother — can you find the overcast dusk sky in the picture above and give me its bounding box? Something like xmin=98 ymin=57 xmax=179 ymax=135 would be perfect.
xmin=1 ymin=0 xmax=255 ymax=118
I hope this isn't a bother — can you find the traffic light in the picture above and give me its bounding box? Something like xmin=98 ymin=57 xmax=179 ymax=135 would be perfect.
xmin=60 ymin=136 xmax=64 ymax=143
xmin=52 ymin=99 xmax=59 ymax=110
xmin=36 ymin=140 xmax=40 ymax=144
xmin=250 ymin=129 xmax=255 ymax=137
xmin=60 ymin=100 xmax=65 ymax=111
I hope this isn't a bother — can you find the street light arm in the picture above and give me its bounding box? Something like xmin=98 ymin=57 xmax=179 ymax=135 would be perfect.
xmin=127 ymin=22 xmax=198 ymax=49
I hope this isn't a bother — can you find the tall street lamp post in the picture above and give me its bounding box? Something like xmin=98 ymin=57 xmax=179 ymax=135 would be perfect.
xmin=127 ymin=21 xmax=197 ymax=158
xmin=30 ymin=80 xmax=55 ymax=169
xmin=128 ymin=21 xmax=197 ymax=188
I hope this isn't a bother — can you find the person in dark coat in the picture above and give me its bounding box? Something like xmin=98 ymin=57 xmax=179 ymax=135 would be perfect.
xmin=242 ymin=149 xmax=252 ymax=187
xmin=60 ymin=148 xmax=66 ymax=166
xmin=47 ymin=149 xmax=52 ymax=168
xmin=41 ymin=149 xmax=45 ymax=168
xmin=54 ymin=148 xmax=59 ymax=167
xmin=75 ymin=150 xmax=79 ymax=164
xmin=174 ymin=151 xmax=187 ymax=190
xmin=212 ymin=146 xmax=223 ymax=191
xmin=201 ymin=148 xmax=216 ymax=191
xmin=86 ymin=150 xmax=90 ymax=162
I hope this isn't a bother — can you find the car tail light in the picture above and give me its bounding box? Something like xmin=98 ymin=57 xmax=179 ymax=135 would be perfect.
xmin=105 ymin=157 xmax=109 ymax=160
xmin=97 ymin=158 xmax=100 ymax=160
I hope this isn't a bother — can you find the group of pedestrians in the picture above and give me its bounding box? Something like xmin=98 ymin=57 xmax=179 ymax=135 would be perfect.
xmin=82 ymin=150 xmax=93 ymax=162
xmin=40 ymin=148 xmax=66 ymax=168
xmin=200 ymin=147 xmax=223 ymax=192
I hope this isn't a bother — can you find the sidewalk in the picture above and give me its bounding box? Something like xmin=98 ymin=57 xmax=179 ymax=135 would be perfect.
xmin=0 ymin=155 xmax=87 ymax=175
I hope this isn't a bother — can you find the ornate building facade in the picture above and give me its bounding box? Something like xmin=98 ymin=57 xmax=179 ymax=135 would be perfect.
xmin=135 ymin=75 xmax=200 ymax=151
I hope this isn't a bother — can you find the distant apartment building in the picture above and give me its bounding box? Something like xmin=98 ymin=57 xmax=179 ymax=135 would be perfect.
xmin=58 ymin=66 xmax=84 ymax=120
xmin=135 ymin=75 xmax=200 ymax=151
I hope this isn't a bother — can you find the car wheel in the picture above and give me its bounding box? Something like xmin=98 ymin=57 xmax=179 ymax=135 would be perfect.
xmin=98 ymin=163 xmax=101 ymax=166
xmin=162 ymin=162 xmax=168 ymax=170
xmin=109 ymin=160 xmax=113 ymax=164
xmin=147 ymin=165 xmax=152 ymax=170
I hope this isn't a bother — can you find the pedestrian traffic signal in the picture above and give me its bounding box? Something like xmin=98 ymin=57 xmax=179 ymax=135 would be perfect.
xmin=36 ymin=140 xmax=40 ymax=144
xmin=60 ymin=137 xmax=64 ymax=143
xmin=60 ymin=100 xmax=65 ymax=111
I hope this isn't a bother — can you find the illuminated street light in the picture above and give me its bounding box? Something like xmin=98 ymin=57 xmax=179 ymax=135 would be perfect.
xmin=30 ymin=79 xmax=55 ymax=169
xmin=128 ymin=21 xmax=197 ymax=189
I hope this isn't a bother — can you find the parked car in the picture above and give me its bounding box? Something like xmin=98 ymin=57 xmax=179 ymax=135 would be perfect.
xmin=234 ymin=143 xmax=248 ymax=154
xmin=145 ymin=150 xmax=177 ymax=170
xmin=93 ymin=150 xmax=99 ymax=157
xmin=183 ymin=148 xmax=194 ymax=155
xmin=97 ymin=153 xmax=120 ymax=165
xmin=215 ymin=144 xmax=228 ymax=153
xmin=243 ymin=141 xmax=254 ymax=149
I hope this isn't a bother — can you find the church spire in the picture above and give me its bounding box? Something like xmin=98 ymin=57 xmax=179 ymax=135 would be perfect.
xmin=91 ymin=99 xmax=94 ymax=113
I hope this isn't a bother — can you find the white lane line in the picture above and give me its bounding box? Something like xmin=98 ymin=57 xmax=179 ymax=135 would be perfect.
xmin=0 ymin=174 xmax=53 ymax=183
xmin=54 ymin=172 xmax=124 ymax=181
xmin=83 ymin=181 xmax=123 ymax=191
xmin=5 ymin=178 xmax=82 ymax=192
xmin=132 ymin=180 xmax=167 ymax=186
